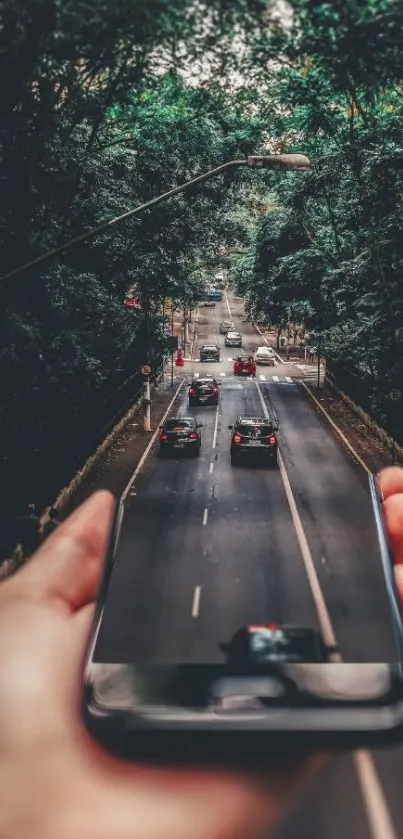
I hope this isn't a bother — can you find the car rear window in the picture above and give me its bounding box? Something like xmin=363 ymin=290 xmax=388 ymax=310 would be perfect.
xmin=250 ymin=629 xmax=319 ymax=662
xmin=238 ymin=355 xmax=252 ymax=362
xmin=195 ymin=379 xmax=214 ymax=387
xmin=237 ymin=424 xmax=273 ymax=437
xmin=202 ymin=346 xmax=217 ymax=351
xmin=165 ymin=419 xmax=193 ymax=430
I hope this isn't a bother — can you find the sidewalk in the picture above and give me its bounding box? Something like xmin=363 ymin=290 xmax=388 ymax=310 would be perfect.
xmin=61 ymin=378 xmax=184 ymax=519
xmin=0 ymin=377 xmax=185 ymax=580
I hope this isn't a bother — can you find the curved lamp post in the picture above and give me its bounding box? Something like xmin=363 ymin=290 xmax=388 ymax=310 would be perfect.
xmin=0 ymin=153 xmax=311 ymax=431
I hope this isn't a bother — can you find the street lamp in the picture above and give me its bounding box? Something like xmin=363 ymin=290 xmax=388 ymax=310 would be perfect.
xmin=0 ymin=153 xmax=311 ymax=431
xmin=0 ymin=154 xmax=311 ymax=285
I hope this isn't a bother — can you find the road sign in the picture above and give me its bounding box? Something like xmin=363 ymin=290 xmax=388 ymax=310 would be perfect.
xmin=389 ymin=389 xmax=401 ymax=401
xmin=141 ymin=365 xmax=151 ymax=376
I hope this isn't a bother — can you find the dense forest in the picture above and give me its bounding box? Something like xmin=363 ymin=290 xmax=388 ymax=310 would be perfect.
xmin=231 ymin=0 xmax=403 ymax=439
xmin=1 ymin=0 xmax=402 ymax=549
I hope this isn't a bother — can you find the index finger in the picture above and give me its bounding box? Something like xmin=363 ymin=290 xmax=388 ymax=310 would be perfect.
xmin=377 ymin=468 xmax=403 ymax=602
xmin=2 ymin=491 xmax=115 ymax=614
xmin=377 ymin=466 xmax=403 ymax=500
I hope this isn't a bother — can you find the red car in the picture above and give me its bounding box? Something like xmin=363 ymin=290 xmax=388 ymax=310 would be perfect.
xmin=233 ymin=354 xmax=256 ymax=376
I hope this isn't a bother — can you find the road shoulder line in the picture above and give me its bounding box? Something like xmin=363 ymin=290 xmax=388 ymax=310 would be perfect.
xmin=300 ymin=380 xmax=371 ymax=476
xmin=121 ymin=379 xmax=185 ymax=502
xmin=256 ymin=379 xmax=397 ymax=839
xmin=254 ymin=324 xmax=283 ymax=364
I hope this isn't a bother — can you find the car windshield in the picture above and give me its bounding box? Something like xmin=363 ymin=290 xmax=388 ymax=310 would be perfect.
xmin=250 ymin=629 xmax=319 ymax=662
xmin=165 ymin=419 xmax=193 ymax=431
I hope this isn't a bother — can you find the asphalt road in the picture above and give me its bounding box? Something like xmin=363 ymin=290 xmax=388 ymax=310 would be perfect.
xmin=95 ymin=293 xmax=403 ymax=839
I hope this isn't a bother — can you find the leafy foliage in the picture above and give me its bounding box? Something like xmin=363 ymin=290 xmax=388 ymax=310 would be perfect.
xmin=232 ymin=0 xmax=403 ymax=438
xmin=0 ymin=0 xmax=271 ymax=542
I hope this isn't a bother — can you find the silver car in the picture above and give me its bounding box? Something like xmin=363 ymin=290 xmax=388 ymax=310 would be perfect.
xmin=219 ymin=320 xmax=235 ymax=334
xmin=254 ymin=345 xmax=275 ymax=365
xmin=225 ymin=331 xmax=243 ymax=348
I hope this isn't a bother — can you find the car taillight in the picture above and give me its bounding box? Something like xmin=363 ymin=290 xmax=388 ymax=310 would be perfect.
xmin=269 ymin=435 xmax=277 ymax=444
xmin=234 ymin=434 xmax=241 ymax=444
xmin=190 ymin=432 xmax=199 ymax=439
xmin=160 ymin=433 xmax=168 ymax=441
xmin=189 ymin=388 xmax=196 ymax=395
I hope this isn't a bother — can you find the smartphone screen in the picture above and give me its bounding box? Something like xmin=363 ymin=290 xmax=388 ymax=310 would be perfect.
xmin=85 ymin=460 xmax=403 ymax=752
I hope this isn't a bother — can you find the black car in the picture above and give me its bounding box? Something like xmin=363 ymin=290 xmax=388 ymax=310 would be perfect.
xmin=159 ymin=417 xmax=202 ymax=457
xmin=189 ymin=377 xmax=219 ymax=406
xmin=222 ymin=624 xmax=329 ymax=665
xmin=199 ymin=344 xmax=220 ymax=362
xmin=229 ymin=416 xmax=278 ymax=466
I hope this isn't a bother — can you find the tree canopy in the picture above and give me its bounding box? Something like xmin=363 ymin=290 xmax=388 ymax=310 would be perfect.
xmin=231 ymin=0 xmax=403 ymax=434
xmin=1 ymin=0 xmax=403 ymax=551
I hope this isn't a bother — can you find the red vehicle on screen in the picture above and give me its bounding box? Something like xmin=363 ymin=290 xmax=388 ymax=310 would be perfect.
xmin=233 ymin=354 xmax=256 ymax=377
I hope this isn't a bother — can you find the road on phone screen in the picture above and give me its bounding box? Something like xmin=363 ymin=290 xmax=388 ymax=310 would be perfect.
xmin=95 ymin=292 xmax=403 ymax=839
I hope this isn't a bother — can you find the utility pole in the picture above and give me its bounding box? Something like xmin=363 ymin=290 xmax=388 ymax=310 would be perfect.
xmin=141 ymin=287 xmax=152 ymax=432
xmin=171 ymin=305 xmax=174 ymax=388
xmin=317 ymin=334 xmax=322 ymax=388
xmin=161 ymin=297 xmax=166 ymax=387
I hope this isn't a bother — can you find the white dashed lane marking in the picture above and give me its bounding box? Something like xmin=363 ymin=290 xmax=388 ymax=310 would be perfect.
xmin=191 ymin=586 xmax=201 ymax=618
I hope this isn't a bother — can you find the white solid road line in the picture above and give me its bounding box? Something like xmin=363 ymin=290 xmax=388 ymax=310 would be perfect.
xmin=85 ymin=384 xmax=185 ymax=672
xmin=225 ymin=291 xmax=232 ymax=318
xmin=121 ymin=379 xmax=185 ymax=503
xmin=209 ymin=462 xmax=214 ymax=474
xmin=255 ymin=381 xmax=339 ymax=652
xmin=203 ymin=508 xmax=209 ymax=526
xmin=212 ymin=406 xmax=220 ymax=449
xmin=255 ymin=324 xmax=283 ymax=364
xmin=354 ymin=752 xmax=398 ymax=839
xmin=255 ymin=380 xmax=398 ymax=839
xmin=192 ymin=585 xmax=201 ymax=618
xmin=299 ymin=380 xmax=371 ymax=476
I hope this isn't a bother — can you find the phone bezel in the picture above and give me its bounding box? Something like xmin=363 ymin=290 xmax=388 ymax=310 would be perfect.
xmin=83 ymin=475 xmax=403 ymax=759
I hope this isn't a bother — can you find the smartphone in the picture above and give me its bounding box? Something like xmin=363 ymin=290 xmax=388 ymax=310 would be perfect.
xmin=83 ymin=474 xmax=403 ymax=763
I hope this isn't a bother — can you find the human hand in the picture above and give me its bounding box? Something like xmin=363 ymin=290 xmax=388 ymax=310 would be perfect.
xmin=0 ymin=491 xmax=322 ymax=839
xmin=377 ymin=466 xmax=403 ymax=600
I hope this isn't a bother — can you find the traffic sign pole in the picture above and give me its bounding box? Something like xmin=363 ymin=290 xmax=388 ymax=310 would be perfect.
xmin=141 ymin=365 xmax=152 ymax=432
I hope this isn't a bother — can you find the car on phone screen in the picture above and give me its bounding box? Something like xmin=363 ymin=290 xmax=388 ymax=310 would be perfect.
xmin=222 ymin=624 xmax=329 ymax=665
xmin=200 ymin=344 xmax=220 ymax=362
xmin=229 ymin=416 xmax=278 ymax=466
xmin=188 ymin=377 xmax=219 ymax=406
xmin=233 ymin=354 xmax=256 ymax=376
xmin=159 ymin=417 xmax=202 ymax=457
